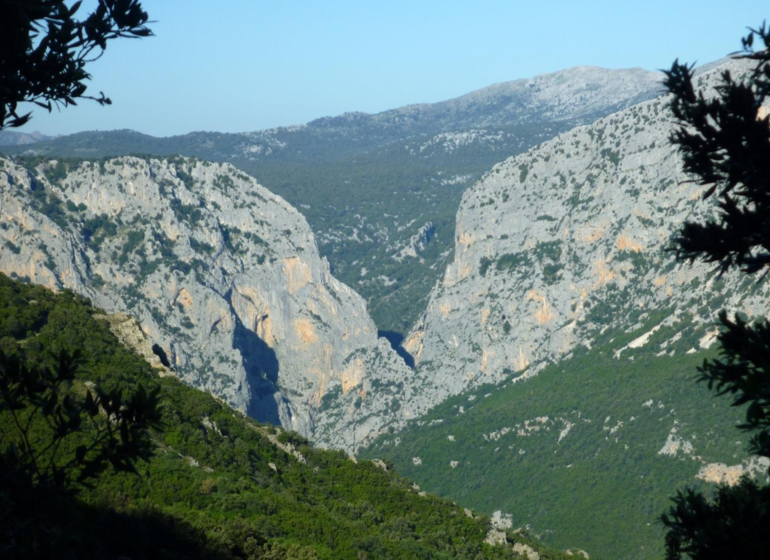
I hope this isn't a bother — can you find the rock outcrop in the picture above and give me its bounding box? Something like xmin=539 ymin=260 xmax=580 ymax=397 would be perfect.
xmin=0 ymin=155 xmax=411 ymax=449
xmin=94 ymin=312 xmax=171 ymax=374
xmin=1 ymin=66 xmax=664 ymax=336
xmin=395 ymin=57 xmax=770 ymax=416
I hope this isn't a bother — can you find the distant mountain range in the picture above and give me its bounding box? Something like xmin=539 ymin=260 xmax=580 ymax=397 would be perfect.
xmin=0 ymin=130 xmax=50 ymax=146
xmin=0 ymin=66 xmax=664 ymax=336
xmin=362 ymin=57 xmax=767 ymax=560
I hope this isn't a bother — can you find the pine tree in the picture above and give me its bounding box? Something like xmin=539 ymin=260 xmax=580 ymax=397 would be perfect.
xmin=661 ymin=23 xmax=770 ymax=560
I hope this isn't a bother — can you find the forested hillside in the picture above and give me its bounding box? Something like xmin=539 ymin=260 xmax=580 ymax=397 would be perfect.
xmin=362 ymin=315 xmax=766 ymax=560
xmin=0 ymin=273 xmax=573 ymax=560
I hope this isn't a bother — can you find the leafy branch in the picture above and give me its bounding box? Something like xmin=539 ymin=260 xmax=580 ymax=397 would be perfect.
xmin=0 ymin=0 xmax=152 ymax=130
xmin=0 ymin=347 xmax=161 ymax=490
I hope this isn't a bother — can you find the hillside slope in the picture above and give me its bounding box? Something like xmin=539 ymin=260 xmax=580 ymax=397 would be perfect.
xmin=358 ymin=57 xmax=770 ymax=560
xmin=0 ymin=155 xmax=412 ymax=450
xmin=362 ymin=319 xmax=768 ymax=559
xmin=1 ymin=67 xmax=663 ymax=334
xmin=398 ymin=58 xmax=767 ymax=413
xmin=0 ymin=273 xmax=574 ymax=560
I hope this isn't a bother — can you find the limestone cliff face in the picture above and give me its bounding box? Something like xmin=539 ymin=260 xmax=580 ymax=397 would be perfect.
xmin=400 ymin=58 xmax=770 ymax=414
xmin=0 ymin=156 xmax=411 ymax=449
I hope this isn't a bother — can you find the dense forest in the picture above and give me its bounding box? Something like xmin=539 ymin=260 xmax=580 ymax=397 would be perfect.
xmin=0 ymin=273 xmax=572 ymax=559
xmin=361 ymin=309 xmax=756 ymax=559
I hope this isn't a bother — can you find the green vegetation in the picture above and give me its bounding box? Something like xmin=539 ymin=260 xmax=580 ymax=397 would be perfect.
xmin=0 ymin=0 xmax=151 ymax=131
xmin=361 ymin=316 xmax=751 ymax=560
xmin=0 ymin=274 xmax=572 ymax=559
xmin=495 ymin=252 xmax=532 ymax=272
xmin=479 ymin=257 xmax=493 ymax=277
xmin=659 ymin=25 xmax=770 ymax=559
xmin=0 ymin=117 xmax=581 ymax=339
xmin=27 ymin=183 xmax=71 ymax=232
xmin=118 ymin=229 xmax=145 ymax=265
xmin=42 ymin=160 xmax=69 ymax=185
xmin=169 ymin=198 xmax=204 ymax=227
xmin=518 ymin=164 xmax=529 ymax=183
xmin=82 ymin=213 xmax=120 ymax=250
xmin=3 ymin=240 xmax=20 ymax=255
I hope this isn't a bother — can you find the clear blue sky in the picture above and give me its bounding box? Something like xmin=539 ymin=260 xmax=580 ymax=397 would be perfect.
xmin=16 ymin=0 xmax=769 ymax=137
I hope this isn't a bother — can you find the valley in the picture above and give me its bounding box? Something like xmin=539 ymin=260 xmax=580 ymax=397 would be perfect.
xmin=0 ymin=273 xmax=574 ymax=559
xmin=0 ymin=66 xmax=662 ymax=336
xmin=2 ymin=23 xmax=769 ymax=560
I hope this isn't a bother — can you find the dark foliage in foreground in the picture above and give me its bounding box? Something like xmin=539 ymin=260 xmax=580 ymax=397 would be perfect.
xmin=661 ymin=23 xmax=770 ymax=560
xmin=0 ymin=273 xmax=571 ymax=559
xmin=0 ymin=0 xmax=151 ymax=130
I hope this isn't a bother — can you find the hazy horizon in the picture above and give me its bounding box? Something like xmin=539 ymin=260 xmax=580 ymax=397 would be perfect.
xmin=10 ymin=0 xmax=769 ymax=138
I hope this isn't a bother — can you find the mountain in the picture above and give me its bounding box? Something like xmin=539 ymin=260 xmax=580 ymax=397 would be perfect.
xmin=0 ymin=272 xmax=574 ymax=560
xmin=0 ymin=130 xmax=50 ymax=146
xmin=0 ymin=155 xmax=412 ymax=450
xmin=368 ymin=65 xmax=663 ymax=131
xmin=396 ymin=57 xmax=765 ymax=414
xmin=1 ymin=53 xmax=762 ymax=559
xmin=0 ymin=67 xmax=663 ymax=337
xmin=360 ymin=58 xmax=770 ymax=559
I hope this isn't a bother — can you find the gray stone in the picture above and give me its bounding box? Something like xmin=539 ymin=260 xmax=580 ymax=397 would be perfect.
xmin=397 ymin=58 xmax=770 ymax=419
xmin=0 ymin=155 xmax=411 ymax=449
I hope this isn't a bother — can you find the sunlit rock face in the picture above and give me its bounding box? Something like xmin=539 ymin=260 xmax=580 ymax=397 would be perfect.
xmin=400 ymin=58 xmax=770 ymax=415
xmin=0 ymin=65 xmax=666 ymax=342
xmin=0 ymin=155 xmax=412 ymax=449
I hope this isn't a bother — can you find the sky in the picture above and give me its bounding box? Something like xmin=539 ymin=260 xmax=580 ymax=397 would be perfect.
xmin=14 ymin=0 xmax=770 ymax=138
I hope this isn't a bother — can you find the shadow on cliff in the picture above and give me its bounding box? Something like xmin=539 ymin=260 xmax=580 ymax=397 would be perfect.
xmin=378 ymin=330 xmax=415 ymax=369
xmin=226 ymin=290 xmax=282 ymax=426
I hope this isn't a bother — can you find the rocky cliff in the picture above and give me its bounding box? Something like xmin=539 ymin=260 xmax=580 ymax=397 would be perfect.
xmin=1 ymin=66 xmax=664 ymax=335
xmin=0 ymin=155 xmax=411 ymax=449
xmin=398 ymin=58 xmax=769 ymax=415
xmin=359 ymin=57 xmax=769 ymax=560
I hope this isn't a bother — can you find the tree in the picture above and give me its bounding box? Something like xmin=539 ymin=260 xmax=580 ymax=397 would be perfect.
xmin=661 ymin=23 xmax=770 ymax=560
xmin=0 ymin=348 xmax=161 ymax=489
xmin=0 ymin=346 xmax=162 ymax=557
xmin=0 ymin=0 xmax=156 ymax=487
xmin=0 ymin=0 xmax=152 ymax=131
xmin=1 ymin=4 xmax=157 ymax=554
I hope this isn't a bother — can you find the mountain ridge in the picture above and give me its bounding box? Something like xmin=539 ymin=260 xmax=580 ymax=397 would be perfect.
xmin=1 ymin=65 xmax=664 ymax=336
xmin=0 ymin=130 xmax=51 ymax=146
xmin=0 ymin=155 xmax=411 ymax=450
xmin=359 ymin=56 xmax=768 ymax=560
xmin=5 ymin=65 xmax=662 ymax=149
xmin=397 ymin=57 xmax=764 ymax=411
